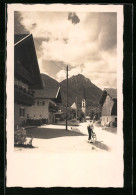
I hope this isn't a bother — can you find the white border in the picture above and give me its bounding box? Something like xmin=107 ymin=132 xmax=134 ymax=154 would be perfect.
xmin=6 ymin=4 xmax=124 ymax=187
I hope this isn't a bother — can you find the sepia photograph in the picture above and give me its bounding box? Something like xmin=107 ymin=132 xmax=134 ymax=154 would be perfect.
xmin=6 ymin=4 xmax=124 ymax=188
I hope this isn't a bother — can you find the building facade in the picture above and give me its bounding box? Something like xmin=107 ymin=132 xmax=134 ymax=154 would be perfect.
xmin=14 ymin=34 xmax=43 ymax=127
xmin=81 ymin=98 xmax=86 ymax=114
xmin=81 ymin=88 xmax=86 ymax=115
xmin=99 ymin=88 xmax=117 ymax=126
xmin=26 ymin=87 xmax=62 ymax=124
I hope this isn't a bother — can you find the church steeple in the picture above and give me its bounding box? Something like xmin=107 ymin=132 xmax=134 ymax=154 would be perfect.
xmin=81 ymin=88 xmax=86 ymax=115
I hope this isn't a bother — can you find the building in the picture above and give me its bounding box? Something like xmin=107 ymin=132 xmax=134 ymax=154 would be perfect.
xmin=14 ymin=34 xmax=43 ymax=127
xmin=26 ymin=87 xmax=62 ymax=124
xmin=81 ymin=88 xmax=86 ymax=115
xmin=99 ymin=88 xmax=117 ymax=126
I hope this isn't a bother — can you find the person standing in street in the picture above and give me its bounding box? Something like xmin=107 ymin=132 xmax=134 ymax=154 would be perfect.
xmin=87 ymin=121 xmax=94 ymax=141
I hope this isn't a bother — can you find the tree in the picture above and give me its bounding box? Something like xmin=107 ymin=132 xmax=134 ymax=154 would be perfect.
xmin=86 ymin=106 xmax=101 ymax=120
xmin=78 ymin=111 xmax=85 ymax=122
xmin=70 ymin=109 xmax=76 ymax=119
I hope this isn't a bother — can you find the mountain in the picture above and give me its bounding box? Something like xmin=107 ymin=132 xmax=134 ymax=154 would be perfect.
xmin=60 ymin=74 xmax=102 ymax=107
xmin=41 ymin=73 xmax=102 ymax=108
xmin=41 ymin=73 xmax=59 ymax=88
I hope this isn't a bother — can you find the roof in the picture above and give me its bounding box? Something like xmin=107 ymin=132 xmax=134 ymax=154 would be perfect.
xmin=99 ymin=88 xmax=117 ymax=105
xmin=14 ymin=34 xmax=43 ymax=89
xmin=105 ymin=88 xmax=117 ymax=99
xmin=34 ymin=87 xmax=62 ymax=103
xmin=14 ymin=34 xmax=31 ymax=45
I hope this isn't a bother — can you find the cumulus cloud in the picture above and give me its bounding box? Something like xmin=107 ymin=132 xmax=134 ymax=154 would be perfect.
xmin=14 ymin=11 xmax=29 ymax=34
xmin=39 ymin=59 xmax=66 ymax=79
xmin=81 ymin=71 xmax=117 ymax=89
xmin=56 ymin=70 xmax=66 ymax=82
xmin=14 ymin=11 xmax=117 ymax=89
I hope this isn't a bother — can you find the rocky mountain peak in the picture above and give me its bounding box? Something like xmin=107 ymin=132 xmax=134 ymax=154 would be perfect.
xmin=41 ymin=73 xmax=102 ymax=107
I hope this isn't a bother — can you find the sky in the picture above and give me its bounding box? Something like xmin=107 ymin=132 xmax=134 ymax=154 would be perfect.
xmin=14 ymin=11 xmax=117 ymax=89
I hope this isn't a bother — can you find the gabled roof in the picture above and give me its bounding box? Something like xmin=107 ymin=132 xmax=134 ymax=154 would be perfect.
xmin=34 ymin=87 xmax=62 ymax=103
xmin=14 ymin=34 xmax=43 ymax=89
xmin=14 ymin=34 xmax=31 ymax=45
xmin=99 ymin=88 xmax=117 ymax=105
xmin=105 ymin=88 xmax=117 ymax=99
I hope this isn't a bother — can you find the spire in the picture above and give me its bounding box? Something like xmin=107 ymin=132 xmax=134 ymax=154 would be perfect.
xmin=82 ymin=88 xmax=86 ymax=115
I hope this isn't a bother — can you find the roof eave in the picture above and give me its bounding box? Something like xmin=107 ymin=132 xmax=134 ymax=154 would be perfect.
xmin=56 ymin=86 xmax=60 ymax=98
xmin=14 ymin=34 xmax=32 ymax=46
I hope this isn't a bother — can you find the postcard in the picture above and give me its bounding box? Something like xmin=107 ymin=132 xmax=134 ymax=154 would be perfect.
xmin=6 ymin=4 xmax=124 ymax=187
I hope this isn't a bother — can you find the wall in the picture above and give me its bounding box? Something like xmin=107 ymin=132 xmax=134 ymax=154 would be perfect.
xmin=81 ymin=99 xmax=86 ymax=114
xmin=48 ymin=100 xmax=56 ymax=123
xmin=26 ymin=99 xmax=56 ymax=124
xmin=26 ymin=99 xmax=49 ymax=119
xmin=101 ymin=115 xmax=117 ymax=126
xmin=101 ymin=95 xmax=114 ymax=116
xmin=48 ymin=112 xmax=55 ymax=124
xmin=14 ymin=103 xmax=26 ymax=127
xmin=14 ymin=79 xmax=31 ymax=127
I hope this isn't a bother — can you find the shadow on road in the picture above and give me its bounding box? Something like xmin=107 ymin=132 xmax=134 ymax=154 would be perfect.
xmin=102 ymin=127 xmax=117 ymax=134
xmin=90 ymin=141 xmax=110 ymax=151
xmin=26 ymin=127 xmax=86 ymax=139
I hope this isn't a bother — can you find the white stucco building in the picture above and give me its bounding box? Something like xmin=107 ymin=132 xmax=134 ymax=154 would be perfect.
xmin=26 ymin=87 xmax=62 ymax=124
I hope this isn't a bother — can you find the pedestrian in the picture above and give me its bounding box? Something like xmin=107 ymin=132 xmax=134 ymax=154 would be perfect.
xmin=87 ymin=121 xmax=94 ymax=141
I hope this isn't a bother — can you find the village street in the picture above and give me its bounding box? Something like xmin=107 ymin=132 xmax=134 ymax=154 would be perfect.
xmin=8 ymin=122 xmax=124 ymax=188
xmin=15 ymin=122 xmax=117 ymax=153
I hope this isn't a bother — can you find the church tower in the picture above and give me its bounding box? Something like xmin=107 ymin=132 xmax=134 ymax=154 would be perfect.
xmin=81 ymin=88 xmax=86 ymax=115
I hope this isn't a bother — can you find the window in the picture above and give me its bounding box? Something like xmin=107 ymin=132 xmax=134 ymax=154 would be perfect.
xmin=37 ymin=100 xmax=45 ymax=106
xmin=20 ymin=108 xmax=25 ymax=117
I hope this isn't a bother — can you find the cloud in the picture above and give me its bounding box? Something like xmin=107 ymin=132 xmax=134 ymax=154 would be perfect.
xmin=87 ymin=72 xmax=117 ymax=89
xmin=56 ymin=65 xmax=84 ymax=82
xmin=31 ymin=23 xmax=37 ymax=29
xmin=56 ymin=66 xmax=117 ymax=89
xmin=83 ymin=12 xmax=117 ymax=51
xmin=97 ymin=13 xmax=117 ymax=50
xmin=56 ymin=70 xmax=66 ymax=82
xmin=39 ymin=59 xmax=66 ymax=79
xmin=68 ymin=12 xmax=80 ymax=25
xmin=33 ymin=37 xmax=50 ymax=59
xmin=14 ymin=11 xmax=117 ymax=89
xmin=14 ymin=11 xmax=29 ymax=34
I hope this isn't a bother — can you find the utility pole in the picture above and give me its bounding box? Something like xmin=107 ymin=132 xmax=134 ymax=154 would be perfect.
xmin=66 ymin=65 xmax=68 ymax=130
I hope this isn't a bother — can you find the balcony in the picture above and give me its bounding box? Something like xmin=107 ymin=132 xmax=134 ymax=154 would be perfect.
xmin=15 ymin=64 xmax=34 ymax=85
xmin=14 ymin=87 xmax=34 ymax=106
xmin=49 ymin=102 xmax=58 ymax=113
